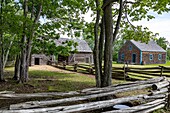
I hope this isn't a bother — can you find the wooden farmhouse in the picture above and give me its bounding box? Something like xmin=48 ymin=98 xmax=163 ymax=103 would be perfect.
xmin=31 ymin=38 xmax=93 ymax=65
xmin=118 ymin=40 xmax=166 ymax=64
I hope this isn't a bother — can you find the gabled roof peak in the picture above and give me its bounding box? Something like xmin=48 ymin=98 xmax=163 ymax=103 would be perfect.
xmin=54 ymin=38 xmax=92 ymax=53
xmin=129 ymin=40 xmax=166 ymax=52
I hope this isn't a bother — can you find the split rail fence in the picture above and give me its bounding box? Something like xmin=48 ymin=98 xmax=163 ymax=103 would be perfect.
xmin=0 ymin=77 xmax=169 ymax=112
xmin=56 ymin=62 xmax=170 ymax=80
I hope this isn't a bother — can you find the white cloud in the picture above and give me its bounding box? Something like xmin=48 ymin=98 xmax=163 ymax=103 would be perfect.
xmin=133 ymin=12 xmax=170 ymax=43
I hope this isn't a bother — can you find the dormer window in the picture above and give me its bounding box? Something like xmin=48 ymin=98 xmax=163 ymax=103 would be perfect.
xmin=129 ymin=45 xmax=132 ymax=50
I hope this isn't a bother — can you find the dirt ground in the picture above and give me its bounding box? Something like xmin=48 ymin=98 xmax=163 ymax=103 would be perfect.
xmin=29 ymin=65 xmax=75 ymax=73
xmin=29 ymin=65 xmax=95 ymax=78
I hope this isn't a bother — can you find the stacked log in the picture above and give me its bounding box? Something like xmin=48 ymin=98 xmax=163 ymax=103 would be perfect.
xmin=0 ymin=77 xmax=169 ymax=113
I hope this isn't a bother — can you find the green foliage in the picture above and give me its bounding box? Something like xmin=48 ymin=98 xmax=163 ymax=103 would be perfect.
xmin=112 ymin=39 xmax=124 ymax=61
xmin=167 ymin=49 xmax=170 ymax=61
xmin=32 ymin=37 xmax=78 ymax=57
xmin=82 ymin=22 xmax=95 ymax=50
xmin=156 ymin=37 xmax=169 ymax=50
xmin=120 ymin=0 xmax=170 ymax=42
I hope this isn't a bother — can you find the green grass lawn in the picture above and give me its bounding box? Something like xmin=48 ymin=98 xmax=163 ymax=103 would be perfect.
xmin=2 ymin=66 xmax=167 ymax=113
xmin=112 ymin=61 xmax=170 ymax=67
xmin=2 ymin=66 xmax=125 ymax=93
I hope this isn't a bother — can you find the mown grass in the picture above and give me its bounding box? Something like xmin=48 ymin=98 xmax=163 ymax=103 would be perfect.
xmin=2 ymin=66 xmax=168 ymax=112
xmin=3 ymin=66 xmax=125 ymax=93
xmin=112 ymin=61 xmax=170 ymax=67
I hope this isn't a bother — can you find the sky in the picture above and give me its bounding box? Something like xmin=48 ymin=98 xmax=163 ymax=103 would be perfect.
xmin=84 ymin=11 xmax=170 ymax=43
xmin=40 ymin=8 xmax=170 ymax=44
xmin=133 ymin=12 xmax=170 ymax=43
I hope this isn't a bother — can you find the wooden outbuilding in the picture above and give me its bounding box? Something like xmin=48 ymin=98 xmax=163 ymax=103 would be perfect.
xmin=31 ymin=38 xmax=93 ymax=65
xmin=55 ymin=38 xmax=93 ymax=64
xmin=118 ymin=40 xmax=166 ymax=64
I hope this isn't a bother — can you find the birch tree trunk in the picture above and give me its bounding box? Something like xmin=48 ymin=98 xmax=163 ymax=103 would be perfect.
xmin=3 ymin=35 xmax=15 ymax=69
xmin=25 ymin=3 xmax=42 ymax=82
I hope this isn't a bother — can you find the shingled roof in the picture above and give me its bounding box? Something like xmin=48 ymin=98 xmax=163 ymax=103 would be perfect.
xmin=54 ymin=38 xmax=92 ymax=53
xmin=130 ymin=40 xmax=166 ymax=52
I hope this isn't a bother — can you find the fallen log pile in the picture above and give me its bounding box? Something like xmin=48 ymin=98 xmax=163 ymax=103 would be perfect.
xmin=0 ymin=77 xmax=169 ymax=113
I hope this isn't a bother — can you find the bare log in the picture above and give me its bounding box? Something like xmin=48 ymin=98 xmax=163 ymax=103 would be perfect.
xmin=0 ymin=107 xmax=63 ymax=113
xmin=102 ymin=99 xmax=165 ymax=113
xmin=144 ymin=94 xmax=168 ymax=99
xmin=82 ymin=77 xmax=165 ymax=94
xmin=139 ymin=104 xmax=165 ymax=113
xmin=10 ymin=83 xmax=153 ymax=110
xmin=2 ymin=77 xmax=166 ymax=100
xmin=10 ymin=94 xmax=167 ymax=110
xmin=150 ymin=88 xmax=168 ymax=95
xmin=3 ymin=94 xmax=156 ymax=112
xmin=0 ymin=91 xmax=79 ymax=99
xmin=152 ymin=80 xmax=169 ymax=90
xmin=0 ymin=91 xmax=15 ymax=94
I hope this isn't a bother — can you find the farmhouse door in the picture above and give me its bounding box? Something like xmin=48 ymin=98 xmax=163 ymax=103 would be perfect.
xmin=132 ymin=54 xmax=136 ymax=63
xmin=35 ymin=58 xmax=40 ymax=65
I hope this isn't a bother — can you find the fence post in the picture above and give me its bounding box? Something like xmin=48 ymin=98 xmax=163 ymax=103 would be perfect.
xmin=123 ymin=63 xmax=129 ymax=80
xmin=167 ymin=81 xmax=170 ymax=109
xmin=160 ymin=66 xmax=164 ymax=77
xmin=123 ymin=64 xmax=126 ymax=80
xmin=63 ymin=61 xmax=66 ymax=69
xmin=89 ymin=68 xmax=94 ymax=74
xmin=74 ymin=63 xmax=78 ymax=72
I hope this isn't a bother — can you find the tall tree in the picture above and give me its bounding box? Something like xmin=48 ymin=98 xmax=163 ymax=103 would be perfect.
xmin=0 ymin=0 xmax=21 ymax=82
xmin=16 ymin=0 xmax=89 ymax=83
xmin=156 ymin=37 xmax=169 ymax=50
xmin=92 ymin=0 xmax=170 ymax=87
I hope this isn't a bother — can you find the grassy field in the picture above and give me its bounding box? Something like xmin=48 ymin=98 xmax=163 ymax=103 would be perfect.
xmin=1 ymin=65 xmax=168 ymax=112
xmin=2 ymin=65 xmax=125 ymax=93
xmin=112 ymin=60 xmax=170 ymax=67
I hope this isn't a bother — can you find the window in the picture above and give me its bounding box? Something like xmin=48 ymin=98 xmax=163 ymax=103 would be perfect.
xmin=149 ymin=54 xmax=153 ymax=60
xmin=129 ymin=45 xmax=132 ymax=50
xmin=158 ymin=54 xmax=162 ymax=60
xmin=121 ymin=53 xmax=124 ymax=60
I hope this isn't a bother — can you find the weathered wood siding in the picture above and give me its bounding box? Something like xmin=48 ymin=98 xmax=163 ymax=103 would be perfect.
xmin=68 ymin=52 xmax=93 ymax=64
xmin=118 ymin=41 xmax=141 ymax=64
xmin=31 ymin=54 xmax=49 ymax=65
xmin=142 ymin=52 xmax=166 ymax=64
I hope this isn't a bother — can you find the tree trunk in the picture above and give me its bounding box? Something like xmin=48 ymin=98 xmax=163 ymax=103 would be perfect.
xmin=99 ymin=17 xmax=105 ymax=85
xmin=94 ymin=0 xmax=101 ymax=87
xmin=3 ymin=35 xmax=15 ymax=69
xmin=19 ymin=0 xmax=28 ymax=83
xmin=25 ymin=3 xmax=42 ymax=82
xmin=102 ymin=1 xmax=113 ymax=87
xmin=20 ymin=35 xmax=27 ymax=83
xmin=14 ymin=54 xmax=20 ymax=80
xmin=112 ymin=0 xmax=123 ymax=43
xmin=0 ymin=34 xmax=4 ymax=81
xmin=25 ymin=38 xmax=32 ymax=81
xmin=0 ymin=50 xmax=4 ymax=81
xmin=0 ymin=0 xmax=4 ymax=82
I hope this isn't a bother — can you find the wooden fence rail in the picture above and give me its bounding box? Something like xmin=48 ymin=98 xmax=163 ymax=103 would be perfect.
xmin=0 ymin=77 xmax=169 ymax=113
xmin=112 ymin=65 xmax=170 ymax=80
xmin=55 ymin=62 xmax=170 ymax=80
